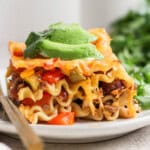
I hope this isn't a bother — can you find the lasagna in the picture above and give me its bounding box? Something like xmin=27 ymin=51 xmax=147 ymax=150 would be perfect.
xmin=6 ymin=23 xmax=140 ymax=125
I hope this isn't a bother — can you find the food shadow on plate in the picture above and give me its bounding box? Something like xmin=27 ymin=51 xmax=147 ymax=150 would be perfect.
xmin=0 ymin=104 xmax=9 ymax=122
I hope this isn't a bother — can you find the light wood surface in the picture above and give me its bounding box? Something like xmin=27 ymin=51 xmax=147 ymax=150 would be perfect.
xmin=0 ymin=125 xmax=150 ymax=150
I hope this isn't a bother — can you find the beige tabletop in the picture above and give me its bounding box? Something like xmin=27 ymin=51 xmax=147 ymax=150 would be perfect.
xmin=0 ymin=125 xmax=150 ymax=150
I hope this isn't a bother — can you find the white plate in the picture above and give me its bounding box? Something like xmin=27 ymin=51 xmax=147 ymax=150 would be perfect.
xmin=1 ymin=69 xmax=150 ymax=143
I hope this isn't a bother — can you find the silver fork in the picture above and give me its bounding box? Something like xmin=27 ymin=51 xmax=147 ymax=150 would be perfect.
xmin=0 ymin=83 xmax=44 ymax=150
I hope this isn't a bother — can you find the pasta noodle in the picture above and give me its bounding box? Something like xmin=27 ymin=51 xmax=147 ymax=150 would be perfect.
xmin=6 ymin=28 xmax=140 ymax=124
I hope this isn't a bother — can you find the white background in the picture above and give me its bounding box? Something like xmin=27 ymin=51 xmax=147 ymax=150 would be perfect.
xmin=0 ymin=0 xmax=141 ymax=68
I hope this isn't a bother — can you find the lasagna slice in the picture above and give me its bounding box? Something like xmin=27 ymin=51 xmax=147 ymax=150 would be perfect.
xmin=6 ymin=27 xmax=140 ymax=124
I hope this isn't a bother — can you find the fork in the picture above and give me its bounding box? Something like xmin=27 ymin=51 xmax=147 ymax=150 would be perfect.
xmin=0 ymin=83 xmax=44 ymax=150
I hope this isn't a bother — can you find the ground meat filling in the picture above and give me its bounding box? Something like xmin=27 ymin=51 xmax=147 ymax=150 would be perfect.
xmin=99 ymin=79 xmax=125 ymax=95
xmin=8 ymin=72 xmax=26 ymax=105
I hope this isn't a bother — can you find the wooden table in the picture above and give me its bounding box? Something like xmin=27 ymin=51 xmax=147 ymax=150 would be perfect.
xmin=0 ymin=125 xmax=150 ymax=150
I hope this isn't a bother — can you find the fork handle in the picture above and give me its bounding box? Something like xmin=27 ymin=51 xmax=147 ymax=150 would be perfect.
xmin=0 ymin=95 xmax=44 ymax=150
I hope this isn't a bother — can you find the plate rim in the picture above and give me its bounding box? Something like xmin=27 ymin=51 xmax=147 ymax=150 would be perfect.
xmin=0 ymin=110 xmax=150 ymax=140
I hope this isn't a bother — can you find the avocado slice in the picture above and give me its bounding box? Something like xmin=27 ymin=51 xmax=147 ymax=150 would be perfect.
xmin=24 ymin=22 xmax=103 ymax=60
xmin=37 ymin=39 xmax=103 ymax=60
xmin=48 ymin=22 xmax=97 ymax=44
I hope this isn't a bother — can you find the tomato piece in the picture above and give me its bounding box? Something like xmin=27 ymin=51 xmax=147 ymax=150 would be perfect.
xmin=13 ymin=49 xmax=23 ymax=57
xmin=47 ymin=112 xmax=75 ymax=125
xmin=36 ymin=92 xmax=51 ymax=106
xmin=21 ymin=92 xmax=51 ymax=107
xmin=22 ymin=98 xmax=34 ymax=106
xmin=42 ymin=69 xmax=64 ymax=84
